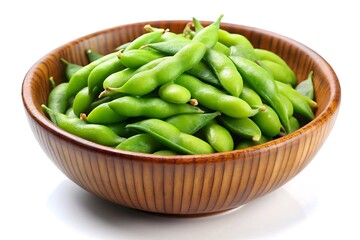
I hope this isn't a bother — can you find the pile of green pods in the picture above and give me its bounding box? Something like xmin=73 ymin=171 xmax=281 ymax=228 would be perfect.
xmin=42 ymin=15 xmax=317 ymax=155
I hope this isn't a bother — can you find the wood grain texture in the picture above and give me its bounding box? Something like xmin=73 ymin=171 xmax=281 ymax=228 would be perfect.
xmin=22 ymin=20 xmax=341 ymax=215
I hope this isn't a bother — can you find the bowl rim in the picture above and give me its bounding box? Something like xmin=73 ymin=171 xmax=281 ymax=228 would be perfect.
xmin=21 ymin=20 xmax=341 ymax=164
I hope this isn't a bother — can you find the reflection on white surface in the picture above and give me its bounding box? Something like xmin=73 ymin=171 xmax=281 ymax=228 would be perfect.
xmin=47 ymin=180 xmax=312 ymax=240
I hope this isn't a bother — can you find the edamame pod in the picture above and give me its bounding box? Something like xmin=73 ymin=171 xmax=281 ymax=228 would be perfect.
xmin=126 ymin=119 xmax=215 ymax=155
xmin=219 ymin=115 xmax=262 ymax=141
xmin=204 ymin=48 xmax=243 ymax=97
xmin=72 ymin=86 xmax=96 ymax=116
xmin=116 ymin=133 xmax=163 ymax=153
xmin=86 ymin=49 xmax=104 ymax=62
xmin=203 ymin=122 xmax=234 ymax=152
xmin=239 ymin=86 xmax=263 ymax=108
xmin=60 ymin=58 xmax=82 ymax=81
xmin=115 ymin=42 xmax=207 ymax=96
xmin=276 ymin=81 xmax=315 ymax=121
xmin=67 ymin=52 xmax=117 ymax=97
xmin=42 ymin=105 xmax=125 ymax=146
xmin=87 ymin=55 xmax=124 ymax=94
xmin=175 ymin=74 xmax=260 ymax=118
xmin=251 ymin=104 xmax=281 ymax=137
xmin=254 ymin=48 xmax=297 ymax=85
xmin=230 ymin=56 xmax=291 ymax=133
xmin=259 ymin=60 xmax=296 ymax=85
xmin=108 ymin=96 xmax=204 ymax=119
xmin=235 ymin=135 xmax=270 ymax=150
xmin=295 ymin=71 xmax=314 ymax=100
xmin=159 ymin=83 xmax=191 ymax=104
xmin=119 ymin=49 xmax=164 ymax=69
xmin=48 ymin=82 xmax=69 ymax=114
xmin=86 ymin=102 xmax=128 ymax=124
xmin=166 ymin=111 xmax=221 ymax=134
xmin=123 ymin=31 xmax=164 ymax=52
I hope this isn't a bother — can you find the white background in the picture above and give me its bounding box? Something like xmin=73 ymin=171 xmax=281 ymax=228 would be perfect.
xmin=1 ymin=0 xmax=358 ymax=239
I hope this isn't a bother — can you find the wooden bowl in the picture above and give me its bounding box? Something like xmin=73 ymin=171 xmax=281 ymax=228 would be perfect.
xmin=21 ymin=20 xmax=341 ymax=216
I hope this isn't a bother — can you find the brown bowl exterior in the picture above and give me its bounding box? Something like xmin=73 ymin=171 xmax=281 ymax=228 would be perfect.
xmin=22 ymin=20 xmax=340 ymax=215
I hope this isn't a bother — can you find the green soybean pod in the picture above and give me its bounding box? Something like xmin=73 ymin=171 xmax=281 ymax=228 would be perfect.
xmin=60 ymin=58 xmax=83 ymax=81
xmin=254 ymin=48 xmax=297 ymax=84
xmin=108 ymin=96 xmax=204 ymax=119
xmin=230 ymin=56 xmax=290 ymax=133
xmin=288 ymin=116 xmax=301 ymax=134
xmin=72 ymin=86 xmax=95 ymax=116
xmin=219 ymin=115 xmax=262 ymax=141
xmin=251 ymin=104 xmax=281 ymax=137
xmin=86 ymin=102 xmax=128 ymax=124
xmin=217 ymin=28 xmax=254 ymax=50
xmin=239 ymin=86 xmax=263 ymax=108
xmin=295 ymin=71 xmax=314 ymax=100
xmin=116 ymin=133 xmax=163 ymax=153
xmin=204 ymin=48 xmax=243 ymax=97
xmin=174 ymin=74 xmax=260 ymax=118
xmin=42 ymin=105 xmax=125 ymax=147
xmin=48 ymin=82 xmax=69 ymax=114
xmin=65 ymin=107 xmax=77 ymax=118
xmin=259 ymin=60 xmax=296 ymax=85
xmin=66 ymin=52 xmax=117 ymax=98
xmin=203 ymin=122 xmax=234 ymax=152
xmin=229 ymin=45 xmax=259 ymax=62
xmin=86 ymin=49 xmax=104 ymax=62
xmin=119 ymin=49 xmax=164 ymax=69
xmin=153 ymin=150 xmax=178 ymax=155
xmin=87 ymin=55 xmax=124 ymax=95
xmin=126 ymin=119 xmax=215 ymax=155
xmin=235 ymin=135 xmax=270 ymax=150
xmin=159 ymin=83 xmax=191 ymax=104
xmin=279 ymin=93 xmax=294 ymax=118
xmin=123 ymin=31 xmax=164 ymax=52
xmin=166 ymin=111 xmax=221 ymax=134
xmin=276 ymin=81 xmax=316 ymax=121
xmin=116 ymin=41 xmax=207 ymax=96
xmin=107 ymin=122 xmax=136 ymax=138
